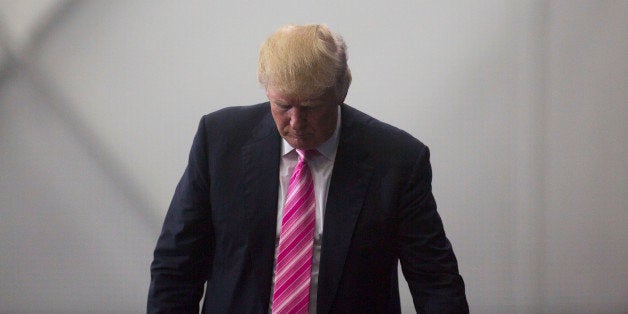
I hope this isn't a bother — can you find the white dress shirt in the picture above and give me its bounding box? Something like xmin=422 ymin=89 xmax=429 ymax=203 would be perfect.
xmin=270 ymin=108 xmax=341 ymax=313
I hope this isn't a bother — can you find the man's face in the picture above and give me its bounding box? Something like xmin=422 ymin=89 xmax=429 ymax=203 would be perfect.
xmin=267 ymin=88 xmax=340 ymax=150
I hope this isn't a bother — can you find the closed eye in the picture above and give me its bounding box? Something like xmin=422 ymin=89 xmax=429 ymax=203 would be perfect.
xmin=273 ymin=102 xmax=291 ymax=110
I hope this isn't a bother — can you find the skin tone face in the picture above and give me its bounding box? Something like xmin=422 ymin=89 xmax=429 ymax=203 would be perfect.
xmin=267 ymin=87 xmax=340 ymax=150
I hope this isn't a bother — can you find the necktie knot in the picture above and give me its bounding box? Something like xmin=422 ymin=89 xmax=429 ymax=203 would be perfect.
xmin=296 ymin=149 xmax=316 ymax=163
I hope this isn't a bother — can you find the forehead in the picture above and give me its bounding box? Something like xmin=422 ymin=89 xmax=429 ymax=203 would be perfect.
xmin=266 ymin=87 xmax=331 ymax=104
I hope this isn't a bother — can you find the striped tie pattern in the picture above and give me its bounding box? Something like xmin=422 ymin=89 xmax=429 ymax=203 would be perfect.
xmin=272 ymin=149 xmax=316 ymax=314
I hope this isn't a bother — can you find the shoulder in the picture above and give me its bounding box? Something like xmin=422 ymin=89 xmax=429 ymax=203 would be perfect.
xmin=201 ymin=102 xmax=270 ymax=127
xmin=197 ymin=102 xmax=273 ymax=140
xmin=341 ymin=105 xmax=429 ymax=162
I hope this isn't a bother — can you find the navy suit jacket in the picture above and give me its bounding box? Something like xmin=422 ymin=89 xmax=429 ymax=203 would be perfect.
xmin=148 ymin=103 xmax=468 ymax=313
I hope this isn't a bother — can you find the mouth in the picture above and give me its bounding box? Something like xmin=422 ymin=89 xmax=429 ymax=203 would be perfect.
xmin=286 ymin=130 xmax=310 ymax=138
xmin=285 ymin=133 xmax=311 ymax=145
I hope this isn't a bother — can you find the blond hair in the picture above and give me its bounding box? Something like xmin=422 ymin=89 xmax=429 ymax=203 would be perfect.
xmin=258 ymin=24 xmax=352 ymax=102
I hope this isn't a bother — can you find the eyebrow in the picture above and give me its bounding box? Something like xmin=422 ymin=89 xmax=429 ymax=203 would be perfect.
xmin=301 ymin=98 xmax=329 ymax=106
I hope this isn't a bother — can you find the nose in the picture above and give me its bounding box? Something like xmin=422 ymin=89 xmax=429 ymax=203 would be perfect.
xmin=289 ymin=107 xmax=306 ymax=130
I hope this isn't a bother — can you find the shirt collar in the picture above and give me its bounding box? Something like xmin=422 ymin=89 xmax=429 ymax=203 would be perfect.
xmin=281 ymin=106 xmax=341 ymax=161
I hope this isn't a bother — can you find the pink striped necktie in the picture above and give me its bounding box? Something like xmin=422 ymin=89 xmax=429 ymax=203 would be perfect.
xmin=272 ymin=149 xmax=316 ymax=314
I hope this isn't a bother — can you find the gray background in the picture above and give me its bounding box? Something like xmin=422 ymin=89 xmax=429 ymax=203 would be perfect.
xmin=1 ymin=1 xmax=626 ymax=313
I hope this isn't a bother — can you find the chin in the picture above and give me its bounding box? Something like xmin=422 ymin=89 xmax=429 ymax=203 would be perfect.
xmin=288 ymin=140 xmax=314 ymax=150
xmin=289 ymin=142 xmax=308 ymax=149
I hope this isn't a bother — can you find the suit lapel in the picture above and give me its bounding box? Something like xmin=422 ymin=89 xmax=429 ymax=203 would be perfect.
xmin=240 ymin=107 xmax=282 ymax=308
xmin=241 ymin=108 xmax=281 ymax=224
xmin=317 ymin=105 xmax=374 ymax=314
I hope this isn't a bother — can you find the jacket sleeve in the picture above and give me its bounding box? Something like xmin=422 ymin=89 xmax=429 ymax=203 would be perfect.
xmin=147 ymin=117 xmax=213 ymax=313
xmin=397 ymin=146 xmax=469 ymax=313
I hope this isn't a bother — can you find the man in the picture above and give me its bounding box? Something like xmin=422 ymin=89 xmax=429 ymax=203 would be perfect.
xmin=148 ymin=24 xmax=468 ymax=313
